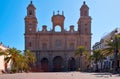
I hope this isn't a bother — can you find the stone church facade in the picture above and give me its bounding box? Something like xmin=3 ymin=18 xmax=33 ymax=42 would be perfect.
xmin=24 ymin=1 xmax=92 ymax=72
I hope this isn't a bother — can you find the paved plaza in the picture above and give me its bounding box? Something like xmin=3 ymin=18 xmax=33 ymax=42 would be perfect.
xmin=0 ymin=72 xmax=120 ymax=79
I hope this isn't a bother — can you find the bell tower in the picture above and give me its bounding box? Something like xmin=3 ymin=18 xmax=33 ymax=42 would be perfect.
xmin=24 ymin=1 xmax=38 ymax=34
xmin=78 ymin=1 xmax=91 ymax=34
xmin=51 ymin=11 xmax=65 ymax=32
xmin=77 ymin=1 xmax=92 ymax=51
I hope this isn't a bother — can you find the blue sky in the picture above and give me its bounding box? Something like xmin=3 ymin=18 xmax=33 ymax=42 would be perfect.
xmin=0 ymin=0 xmax=120 ymax=50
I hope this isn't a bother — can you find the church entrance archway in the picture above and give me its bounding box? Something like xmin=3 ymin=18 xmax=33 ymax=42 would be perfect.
xmin=68 ymin=57 xmax=76 ymax=71
xmin=41 ymin=58 xmax=49 ymax=72
xmin=53 ymin=56 xmax=63 ymax=72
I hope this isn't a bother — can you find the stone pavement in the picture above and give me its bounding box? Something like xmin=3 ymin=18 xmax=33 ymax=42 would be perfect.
xmin=0 ymin=72 xmax=120 ymax=79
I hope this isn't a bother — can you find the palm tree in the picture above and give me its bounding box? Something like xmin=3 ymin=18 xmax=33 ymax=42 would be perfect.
xmin=102 ymin=35 xmax=120 ymax=72
xmin=0 ymin=48 xmax=4 ymax=53
xmin=103 ymin=35 xmax=120 ymax=56
xmin=0 ymin=48 xmax=23 ymax=72
xmin=0 ymin=48 xmax=36 ymax=73
xmin=91 ymin=50 xmax=105 ymax=72
xmin=75 ymin=46 xmax=87 ymax=71
xmin=102 ymin=40 xmax=114 ymax=56
xmin=16 ymin=54 xmax=24 ymax=72
xmin=7 ymin=48 xmax=22 ymax=72
xmin=24 ymin=50 xmax=36 ymax=71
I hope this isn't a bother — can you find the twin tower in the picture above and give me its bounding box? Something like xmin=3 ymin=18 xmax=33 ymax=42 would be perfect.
xmin=24 ymin=1 xmax=92 ymax=72
xmin=25 ymin=1 xmax=91 ymax=33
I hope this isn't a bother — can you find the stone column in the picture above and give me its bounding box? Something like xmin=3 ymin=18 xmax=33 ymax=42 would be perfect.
xmin=48 ymin=53 xmax=53 ymax=71
xmin=64 ymin=53 xmax=68 ymax=71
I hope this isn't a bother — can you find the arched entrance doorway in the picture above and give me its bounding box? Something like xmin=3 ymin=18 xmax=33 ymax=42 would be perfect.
xmin=53 ymin=56 xmax=63 ymax=72
xmin=41 ymin=58 xmax=49 ymax=72
xmin=68 ymin=57 xmax=76 ymax=71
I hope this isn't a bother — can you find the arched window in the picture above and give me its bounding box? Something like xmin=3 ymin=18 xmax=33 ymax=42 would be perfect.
xmin=29 ymin=10 xmax=32 ymax=15
xmin=69 ymin=43 xmax=74 ymax=49
xmin=55 ymin=25 xmax=61 ymax=32
xmin=55 ymin=40 xmax=62 ymax=48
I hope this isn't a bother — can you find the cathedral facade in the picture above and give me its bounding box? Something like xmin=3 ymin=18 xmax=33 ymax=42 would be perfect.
xmin=24 ymin=1 xmax=92 ymax=72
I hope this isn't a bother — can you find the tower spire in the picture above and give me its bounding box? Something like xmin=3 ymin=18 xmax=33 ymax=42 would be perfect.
xmin=80 ymin=1 xmax=89 ymax=16
xmin=83 ymin=1 xmax=85 ymax=4
xmin=31 ymin=0 xmax=32 ymax=4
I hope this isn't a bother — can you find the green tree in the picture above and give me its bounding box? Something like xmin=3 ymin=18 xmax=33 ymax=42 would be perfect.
xmin=75 ymin=46 xmax=87 ymax=71
xmin=24 ymin=50 xmax=36 ymax=71
xmin=7 ymin=48 xmax=22 ymax=72
xmin=102 ymin=35 xmax=120 ymax=56
xmin=16 ymin=54 xmax=27 ymax=72
xmin=102 ymin=35 xmax=120 ymax=73
xmin=102 ymin=40 xmax=114 ymax=56
xmin=0 ymin=48 xmax=36 ymax=73
xmin=91 ymin=50 xmax=105 ymax=72
xmin=0 ymin=48 xmax=21 ymax=72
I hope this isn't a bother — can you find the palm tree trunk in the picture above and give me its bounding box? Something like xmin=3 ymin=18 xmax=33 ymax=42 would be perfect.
xmin=79 ymin=56 xmax=80 ymax=71
xmin=4 ymin=62 xmax=7 ymax=72
xmin=95 ymin=60 xmax=98 ymax=72
xmin=101 ymin=61 xmax=103 ymax=72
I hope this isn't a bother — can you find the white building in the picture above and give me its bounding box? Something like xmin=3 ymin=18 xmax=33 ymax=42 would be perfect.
xmin=92 ymin=28 xmax=120 ymax=71
xmin=0 ymin=43 xmax=11 ymax=73
xmin=93 ymin=28 xmax=120 ymax=50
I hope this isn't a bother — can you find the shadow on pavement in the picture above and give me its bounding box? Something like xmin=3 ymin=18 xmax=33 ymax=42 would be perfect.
xmin=92 ymin=72 xmax=113 ymax=78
